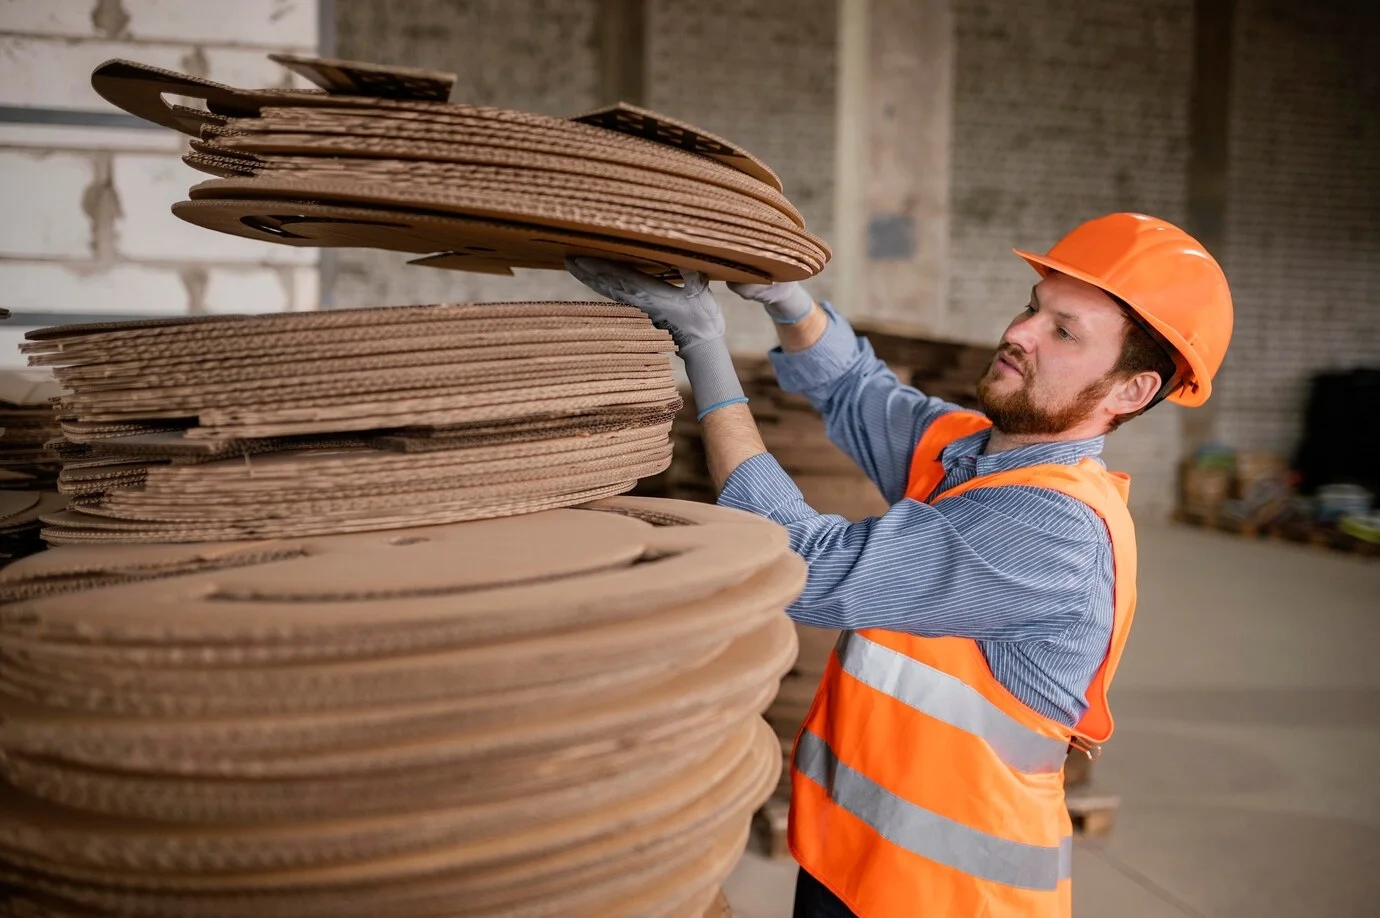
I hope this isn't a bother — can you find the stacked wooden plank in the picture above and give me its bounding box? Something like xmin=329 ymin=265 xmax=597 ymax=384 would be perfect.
xmin=23 ymin=303 xmax=680 ymax=544
xmin=91 ymin=56 xmax=828 ymax=284
xmin=0 ymin=497 xmax=802 ymax=917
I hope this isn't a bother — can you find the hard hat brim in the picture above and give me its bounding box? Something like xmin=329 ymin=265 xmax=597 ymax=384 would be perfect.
xmin=1012 ymin=249 xmax=1210 ymax=407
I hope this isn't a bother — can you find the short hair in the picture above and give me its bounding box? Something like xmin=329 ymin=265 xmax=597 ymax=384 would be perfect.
xmin=1107 ymin=307 xmax=1180 ymax=431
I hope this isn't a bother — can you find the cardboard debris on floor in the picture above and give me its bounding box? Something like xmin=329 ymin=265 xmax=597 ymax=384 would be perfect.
xmin=89 ymin=56 xmax=830 ymax=284
xmin=23 ymin=303 xmax=682 ymax=543
xmin=0 ymin=497 xmax=802 ymax=918
xmin=0 ymin=371 xmax=68 ymax=567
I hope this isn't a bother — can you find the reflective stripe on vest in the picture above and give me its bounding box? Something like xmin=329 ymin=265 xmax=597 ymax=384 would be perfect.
xmin=795 ymin=729 xmax=1074 ymax=890
xmin=835 ymin=631 xmax=1069 ymax=774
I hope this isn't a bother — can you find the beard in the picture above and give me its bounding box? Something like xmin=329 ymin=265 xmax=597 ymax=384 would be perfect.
xmin=976 ymin=347 xmax=1113 ymax=436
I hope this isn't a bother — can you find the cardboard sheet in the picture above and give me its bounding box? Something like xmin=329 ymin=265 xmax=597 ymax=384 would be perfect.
xmin=88 ymin=56 xmax=829 ymax=283
xmin=0 ymin=499 xmax=801 ymax=917
xmin=24 ymin=303 xmax=684 ymax=541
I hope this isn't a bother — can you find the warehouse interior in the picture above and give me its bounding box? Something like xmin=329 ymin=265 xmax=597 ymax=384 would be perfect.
xmin=0 ymin=1 xmax=1377 ymax=916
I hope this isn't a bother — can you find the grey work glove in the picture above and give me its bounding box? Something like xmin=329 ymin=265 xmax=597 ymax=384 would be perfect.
xmin=566 ymin=257 xmax=746 ymax=420
xmin=727 ymin=281 xmax=815 ymax=324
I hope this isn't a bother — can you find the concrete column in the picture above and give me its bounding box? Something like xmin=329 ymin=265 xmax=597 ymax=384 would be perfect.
xmin=834 ymin=0 xmax=954 ymax=329
xmin=596 ymin=0 xmax=647 ymax=107
xmin=1181 ymin=0 xmax=1236 ymax=454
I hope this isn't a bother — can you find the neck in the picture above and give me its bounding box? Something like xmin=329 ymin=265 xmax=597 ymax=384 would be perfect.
xmin=986 ymin=423 xmax=1106 ymax=455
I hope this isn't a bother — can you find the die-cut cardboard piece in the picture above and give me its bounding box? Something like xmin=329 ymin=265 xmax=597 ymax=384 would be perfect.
xmin=26 ymin=303 xmax=682 ymax=534
xmin=170 ymin=199 xmax=780 ymax=284
xmin=88 ymin=57 xmax=829 ymax=282
xmin=573 ymin=102 xmax=783 ymax=192
xmin=267 ymin=54 xmax=455 ymax=102
xmin=0 ymin=497 xmax=798 ymax=917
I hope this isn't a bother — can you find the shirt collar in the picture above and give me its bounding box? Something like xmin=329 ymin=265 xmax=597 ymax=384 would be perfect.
xmin=940 ymin=428 xmax=1106 ymax=476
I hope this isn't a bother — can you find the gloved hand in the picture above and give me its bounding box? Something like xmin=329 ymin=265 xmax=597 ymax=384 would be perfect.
xmin=566 ymin=257 xmax=746 ymax=420
xmin=727 ymin=281 xmax=815 ymax=324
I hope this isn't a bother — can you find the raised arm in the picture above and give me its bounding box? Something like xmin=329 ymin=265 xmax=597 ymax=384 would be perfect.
xmin=728 ymin=285 xmax=967 ymax=503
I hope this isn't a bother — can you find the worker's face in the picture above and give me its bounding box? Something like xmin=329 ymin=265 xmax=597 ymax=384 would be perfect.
xmin=977 ymin=272 xmax=1131 ymax=435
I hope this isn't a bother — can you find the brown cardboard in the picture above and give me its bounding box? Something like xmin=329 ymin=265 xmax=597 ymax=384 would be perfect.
xmin=189 ymin=131 xmax=805 ymax=227
xmin=572 ymin=102 xmax=783 ymax=191
xmin=170 ymin=199 xmax=781 ymax=284
xmin=88 ymin=56 xmax=830 ymax=282
xmin=25 ymin=303 xmax=683 ymax=537
xmin=266 ymin=54 xmax=455 ymax=103
xmin=185 ymin=176 xmax=823 ymax=276
xmin=0 ymin=498 xmax=799 ymax=916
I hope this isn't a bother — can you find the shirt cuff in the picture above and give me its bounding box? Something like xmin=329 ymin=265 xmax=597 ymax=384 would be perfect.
xmin=767 ymin=301 xmax=864 ymax=395
xmin=716 ymin=452 xmax=815 ymax=525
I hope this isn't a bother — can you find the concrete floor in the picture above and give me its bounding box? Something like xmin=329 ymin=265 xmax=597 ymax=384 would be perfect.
xmin=724 ymin=522 xmax=1380 ymax=917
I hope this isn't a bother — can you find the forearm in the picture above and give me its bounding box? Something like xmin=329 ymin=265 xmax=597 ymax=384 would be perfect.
xmin=774 ymin=301 xmax=829 ymax=353
xmin=702 ymin=403 xmax=767 ymax=490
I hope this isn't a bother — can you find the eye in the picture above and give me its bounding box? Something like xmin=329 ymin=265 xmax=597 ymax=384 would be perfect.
xmin=1057 ymin=326 xmax=1073 ymax=340
xmin=1022 ymin=304 xmax=1035 ymax=316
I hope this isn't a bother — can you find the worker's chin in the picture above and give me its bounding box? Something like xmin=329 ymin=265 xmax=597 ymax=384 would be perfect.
xmin=977 ymin=372 xmax=1021 ymax=401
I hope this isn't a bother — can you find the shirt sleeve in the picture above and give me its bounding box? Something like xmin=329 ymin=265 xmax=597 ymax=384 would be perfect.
xmin=768 ymin=303 xmax=967 ymax=503
xmin=718 ymin=452 xmax=1111 ymax=640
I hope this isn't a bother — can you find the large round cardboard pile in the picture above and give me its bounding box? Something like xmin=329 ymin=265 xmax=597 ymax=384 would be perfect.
xmin=90 ymin=56 xmax=829 ymax=284
xmin=22 ymin=303 xmax=681 ymax=544
xmin=0 ymin=497 xmax=802 ymax=917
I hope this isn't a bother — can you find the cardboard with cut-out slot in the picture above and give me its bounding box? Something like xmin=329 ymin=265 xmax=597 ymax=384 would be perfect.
xmin=0 ymin=500 xmax=801 ymax=917
xmin=88 ymin=56 xmax=829 ymax=283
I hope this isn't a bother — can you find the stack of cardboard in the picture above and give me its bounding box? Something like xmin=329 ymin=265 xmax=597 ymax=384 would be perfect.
xmin=0 ymin=497 xmax=802 ymax=917
xmin=24 ymin=303 xmax=680 ymax=543
xmin=0 ymin=372 xmax=67 ymax=566
xmin=91 ymin=56 xmax=829 ymax=285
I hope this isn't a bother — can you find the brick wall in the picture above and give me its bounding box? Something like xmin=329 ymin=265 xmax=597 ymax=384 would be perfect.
xmin=645 ymin=0 xmax=838 ymax=354
xmin=946 ymin=0 xmax=1196 ymax=518
xmin=330 ymin=0 xmax=837 ymax=355
xmin=1214 ymin=0 xmax=1380 ymax=455
xmin=330 ymin=0 xmax=607 ymax=310
xmin=0 ymin=0 xmax=321 ymax=367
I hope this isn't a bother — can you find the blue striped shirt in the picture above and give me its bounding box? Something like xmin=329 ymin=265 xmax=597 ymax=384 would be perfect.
xmin=718 ymin=304 xmax=1116 ymax=726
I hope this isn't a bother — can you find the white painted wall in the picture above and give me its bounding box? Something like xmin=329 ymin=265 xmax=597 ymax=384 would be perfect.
xmin=0 ymin=0 xmax=322 ymax=367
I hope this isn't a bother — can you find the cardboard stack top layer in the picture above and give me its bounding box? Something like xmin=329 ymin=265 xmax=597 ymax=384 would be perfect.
xmin=89 ymin=56 xmax=830 ymax=284
xmin=23 ymin=303 xmax=681 ymax=543
xmin=0 ymin=371 xmax=68 ymax=567
xmin=0 ymin=497 xmax=803 ymax=918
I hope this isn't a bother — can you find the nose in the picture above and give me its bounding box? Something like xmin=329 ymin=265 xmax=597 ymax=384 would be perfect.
xmin=1002 ymin=313 xmax=1038 ymax=354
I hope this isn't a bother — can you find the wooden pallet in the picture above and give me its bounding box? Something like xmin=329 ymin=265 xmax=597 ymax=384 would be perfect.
xmin=1175 ymin=511 xmax=1379 ymax=558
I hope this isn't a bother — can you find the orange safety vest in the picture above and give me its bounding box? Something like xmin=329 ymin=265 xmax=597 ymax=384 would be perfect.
xmin=787 ymin=411 xmax=1138 ymax=917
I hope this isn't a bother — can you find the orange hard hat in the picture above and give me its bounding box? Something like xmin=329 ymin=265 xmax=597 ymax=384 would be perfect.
xmin=1013 ymin=213 xmax=1232 ymax=407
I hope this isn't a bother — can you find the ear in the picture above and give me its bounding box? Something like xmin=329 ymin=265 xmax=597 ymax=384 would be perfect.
xmin=1106 ymin=370 xmax=1161 ymax=417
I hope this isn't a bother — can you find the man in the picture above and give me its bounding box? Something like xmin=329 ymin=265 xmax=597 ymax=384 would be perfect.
xmin=568 ymin=213 xmax=1233 ymax=918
